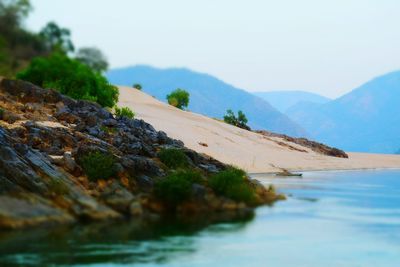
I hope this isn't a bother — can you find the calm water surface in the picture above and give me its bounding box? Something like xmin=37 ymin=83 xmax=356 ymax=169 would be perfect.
xmin=1 ymin=170 xmax=400 ymax=266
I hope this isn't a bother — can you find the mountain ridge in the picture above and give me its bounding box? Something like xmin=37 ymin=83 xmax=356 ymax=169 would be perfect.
xmin=253 ymin=90 xmax=330 ymax=113
xmin=286 ymin=70 xmax=400 ymax=153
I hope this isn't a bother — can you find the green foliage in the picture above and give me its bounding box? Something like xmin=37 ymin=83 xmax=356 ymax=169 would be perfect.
xmin=114 ymin=106 xmax=135 ymax=119
xmin=100 ymin=125 xmax=117 ymax=134
xmin=209 ymin=167 xmax=255 ymax=203
xmin=166 ymin=88 xmax=189 ymax=110
xmin=75 ymin=47 xmax=108 ymax=73
xmin=155 ymin=170 xmax=202 ymax=206
xmin=267 ymin=184 xmax=276 ymax=194
xmin=158 ymin=148 xmax=189 ymax=169
xmin=39 ymin=21 xmax=74 ymax=54
xmin=133 ymin=83 xmax=142 ymax=90
xmin=16 ymin=53 xmax=119 ymax=107
xmin=0 ymin=107 xmax=4 ymax=118
xmin=47 ymin=178 xmax=69 ymax=195
xmin=0 ymin=0 xmax=32 ymax=19
xmin=79 ymin=151 xmax=117 ymax=181
xmin=223 ymin=109 xmax=250 ymax=130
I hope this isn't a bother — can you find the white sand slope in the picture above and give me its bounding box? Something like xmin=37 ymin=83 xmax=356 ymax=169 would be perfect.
xmin=118 ymin=86 xmax=400 ymax=173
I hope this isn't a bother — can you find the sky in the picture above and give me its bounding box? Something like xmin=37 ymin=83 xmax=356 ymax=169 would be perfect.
xmin=27 ymin=0 xmax=400 ymax=98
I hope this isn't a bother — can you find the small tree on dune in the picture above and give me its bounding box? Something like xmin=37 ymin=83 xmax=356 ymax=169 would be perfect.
xmin=166 ymin=88 xmax=190 ymax=110
xmin=133 ymin=83 xmax=142 ymax=90
xmin=223 ymin=109 xmax=250 ymax=130
xmin=237 ymin=110 xmax=248 ymax=127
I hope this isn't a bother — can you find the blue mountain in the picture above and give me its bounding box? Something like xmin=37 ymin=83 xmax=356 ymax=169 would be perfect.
xmin=107 ymin=65 xmax=306 ymax=137
xmin=286 ymin=71 xmax=400 ymax=153
xmin=254 ymin=91 xmax=330 ymax=113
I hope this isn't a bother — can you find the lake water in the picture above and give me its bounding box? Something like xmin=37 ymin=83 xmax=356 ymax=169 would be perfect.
xmin=1 ymin=170 xmax=400 ymax=267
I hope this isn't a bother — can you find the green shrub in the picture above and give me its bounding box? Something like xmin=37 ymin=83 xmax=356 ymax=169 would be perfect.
xmin=166 ymin=88 xmax=189 ymax=110
xmin=209 ymin=167 xmax=255 ymax=203
xmin=155 ymin=170 xmax=202 ymax=205
xmin=79 ymin=151 xmax=117 ymax=181
xmin=223 ymin=109 xmax=250 ymax=130
xmin=114 ymin=106 xmax=135 ymax=119
xmin=133 ymin=83 xmax=142 ymax=90
xmin=100 ymin=125 xmax=117 ymax=134
xmin=16 ymin=53 xmax=119 ymax=107
xmin=267 ymin=184 xmax=276 ymax=194
xmin=158 ymin=148 xmax=189 ymax=169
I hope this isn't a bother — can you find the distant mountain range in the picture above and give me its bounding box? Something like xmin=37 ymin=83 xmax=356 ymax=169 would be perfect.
xmin=107 ymin=65 xmax=306 ymax=137
xmin=107 ymin=66 xmax=400 ymax=154
xmin=286 ymin=71 xmax=400 ymax=153
xmin=253 ymin=91 xmax=330 ymax=113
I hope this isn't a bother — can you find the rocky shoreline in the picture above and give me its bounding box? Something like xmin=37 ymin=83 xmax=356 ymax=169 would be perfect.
xmin=255 ymin=130 xmax=348 ymax=158
xmin=0 ymin=79 xmax=283 ymax=230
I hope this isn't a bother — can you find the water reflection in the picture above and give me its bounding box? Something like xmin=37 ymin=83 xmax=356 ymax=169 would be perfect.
xmin=0 ymin=213 xmax=254 ymax=266
xmin=1 ymin=170 xmax=400 ymax=267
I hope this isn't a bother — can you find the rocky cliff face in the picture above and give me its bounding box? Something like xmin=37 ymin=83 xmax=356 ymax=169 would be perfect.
xmin=0 ymin=79 xmax=281 ymax=230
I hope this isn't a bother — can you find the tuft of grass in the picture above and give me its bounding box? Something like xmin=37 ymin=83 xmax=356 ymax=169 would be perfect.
xmin=100 ymin=125 xmax=117 ymax=134
xmin=154 ymin=170 xmax=203 ymax=206
xmin=114 ymin=106 xmax=135 ymax=119
xmin=48 ymin=179 xmax=69 ymax=195
xmin=209 ymin=167 xmax=255 ymax=204
xmin=158 ymin=148 xmax=189 ymax=169
xmin=267 ymin=184 xmax=276 ymax=194
xmin=79 ymin=151 xmax=117 ymax=181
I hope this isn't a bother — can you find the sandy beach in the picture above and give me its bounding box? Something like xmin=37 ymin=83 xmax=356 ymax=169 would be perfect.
xmin=118 ymin=86 xmax=400 ymax=173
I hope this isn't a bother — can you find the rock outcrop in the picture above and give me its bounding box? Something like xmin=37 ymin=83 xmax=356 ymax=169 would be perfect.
xmin=255 ymin=130 xmax=348 ymax=158
xmin=0 ymin=79 xmax=282 ymax=230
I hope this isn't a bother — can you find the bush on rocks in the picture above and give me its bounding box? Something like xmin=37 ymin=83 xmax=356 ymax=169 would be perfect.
xmin=209 ymin=167 xmax=255 ymax=204
xmin=154 ymin=170 xmax=203 ymax=206
xmin=114 ymin=106 xmax=135 ymax=119
xmin=79 ymin=151 xmax=117 ymax=181
xmin=16 ymin=53 xmax=119 ymax=108
xmin=158 ymin=148 xmax=189 ymax=169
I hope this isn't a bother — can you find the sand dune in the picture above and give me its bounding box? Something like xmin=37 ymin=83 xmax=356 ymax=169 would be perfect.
xmin=118 ymin=86 xmax=400 ymax=173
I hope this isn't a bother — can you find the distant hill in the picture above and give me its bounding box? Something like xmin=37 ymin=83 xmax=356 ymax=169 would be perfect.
xmin=107 ymin=65 xmax=306 ymax=137
xmin=253 ymin=91 xmax=330 ymax=113
xmin=286 ymin=71 xmax=400 ymax=153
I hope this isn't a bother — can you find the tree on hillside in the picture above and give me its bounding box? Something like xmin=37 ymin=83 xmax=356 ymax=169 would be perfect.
xmin=0 ymin=0 xmax=31 ymax=24
xmin=166 ymin=88 xmax=189 ymax=110
xmin=0 ymin=0 xmax=48 ymax=75
xmin=16 ymin=53 xmax=119 ymax=107
xmin=75 ymin=47 xmax=108 ymax=73
xmin=39 ymin=21 xmax=74 ymax=54
xmin=133 ymin=83 xmax=142 ymax=90
xmin=223 ymin=109 xmax=250 ymax=130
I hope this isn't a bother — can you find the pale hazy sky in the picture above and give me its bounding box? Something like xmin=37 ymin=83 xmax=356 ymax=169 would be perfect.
xmin=27 ymin=0 xmax=400 ymax=98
